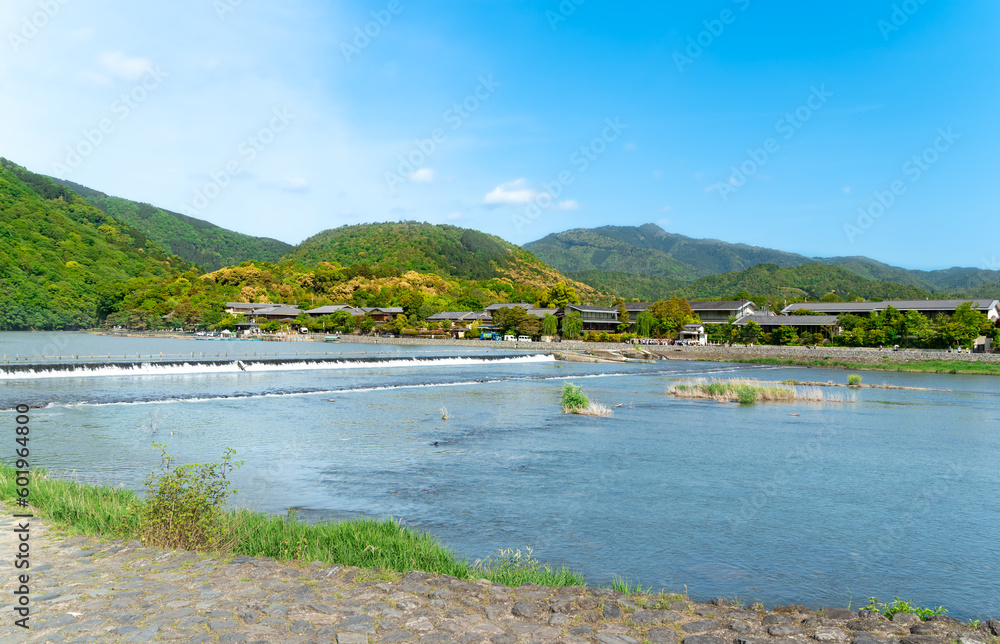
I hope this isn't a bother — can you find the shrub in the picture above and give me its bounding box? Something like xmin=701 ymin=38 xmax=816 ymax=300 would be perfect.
xmin=863 ymin=597 xmax=946 ymax=621
xmin=848 ymin=374 xmax=863 ymax=386
xmin=140 ymin=444 xmax=242 ymax=551
xmin=561 ymin=382 xmax=589 ymax=411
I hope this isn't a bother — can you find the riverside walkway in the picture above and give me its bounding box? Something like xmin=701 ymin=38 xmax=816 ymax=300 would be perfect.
xmin=2 ymin=509 xmax=999 ymax=644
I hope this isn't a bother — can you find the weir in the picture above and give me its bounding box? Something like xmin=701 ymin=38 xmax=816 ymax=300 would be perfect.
xmin=0 ymin=353 xmax=553 ymax=379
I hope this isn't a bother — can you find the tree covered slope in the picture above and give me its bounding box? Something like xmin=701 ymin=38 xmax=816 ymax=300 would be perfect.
xmin=679 ymin=263 xmax=934 ymax=301
xmin=525 ymin=223 xmax=1000 ymax=297
xmin=53 ymin=178 xmax=293 ymax=271
xmin=0 ymin=159 xmax=189 ymax=329
xmin=287 ymin=221 xmax=599 ymax=298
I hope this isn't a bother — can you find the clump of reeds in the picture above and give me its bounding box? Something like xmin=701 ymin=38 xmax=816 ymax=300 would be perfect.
xmin=668 ymin=378 xmax=852 ymax=404
xmin=561 ymin=382 xmax=613 ymax=416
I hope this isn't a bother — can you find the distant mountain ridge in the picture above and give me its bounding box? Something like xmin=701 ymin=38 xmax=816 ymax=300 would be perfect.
xmin=524 ymin=223 xmax=1000 ymax=297
xmin=51 ymin=178 xmax=293 ymax=271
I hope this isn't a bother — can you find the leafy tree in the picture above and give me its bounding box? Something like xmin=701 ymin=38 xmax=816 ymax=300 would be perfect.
xmin=541 ymin=313 xmax=558 ymax=336
xmin=649 ymin=297 xmax=697 ymax=337
xmin=738 ymin=320 xmax=762 ymax=344
xmin=390 ymin=314 xmax=408 ymax=334
xmin=516 ymin=314 xmax=541 ymax=337
xmin=635 ymin=310 xmax=654 ymax=338
xmin=561 ymin=311 xmax=583 ymax=339
xmin=355 ymin=314 xmax=375 ymax=333
xmin=492 ymin=306 xmax=527 ymax=335
xmin=399 ymin=290 xmax=424 ymax=317
xmin=616 ymin=301 xmax=631 ymax=332
xmin=538 ymin=281 xmax=578 ymax=308
xmin=772 ymin=325 xmax=798 ymax=345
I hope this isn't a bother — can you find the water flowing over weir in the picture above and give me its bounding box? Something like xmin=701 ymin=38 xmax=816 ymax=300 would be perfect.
xmin=0 ymin=353 xmax=556 ymax=380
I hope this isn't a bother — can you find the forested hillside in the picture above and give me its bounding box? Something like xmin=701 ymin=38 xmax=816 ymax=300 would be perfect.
xmin=525 ymin=223 xmax=1000 ymax=297
xmin=680 ymin=263 xmax=933 ymax=302
xmin=53 ymin=178 xmax=292 ymax=271
xmin=0 ymin=159 xmax=189 ymax=329
xmin=288 ymin=221 xmax=598 ymax=298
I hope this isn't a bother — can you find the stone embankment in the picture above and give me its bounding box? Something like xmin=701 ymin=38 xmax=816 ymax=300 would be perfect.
xmin=642 ymin=345 xmax=1000 ymax=366
xmin=2 ymin=512 xmax=999 ymax=644
xmin=93 ymin=331 xmax=999 ymax=367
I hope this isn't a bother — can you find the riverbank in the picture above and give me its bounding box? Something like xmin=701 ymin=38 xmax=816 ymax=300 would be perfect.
xmin=3 ymin=501 xmax=999 ymax=644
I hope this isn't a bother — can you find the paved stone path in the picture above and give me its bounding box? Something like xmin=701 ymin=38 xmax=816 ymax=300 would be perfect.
xmin=2 ymin=510 xmax=998 ymax=644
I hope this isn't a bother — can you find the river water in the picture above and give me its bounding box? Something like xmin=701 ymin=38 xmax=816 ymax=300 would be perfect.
xmin=1 ymin=332 xmax=998 ymax=619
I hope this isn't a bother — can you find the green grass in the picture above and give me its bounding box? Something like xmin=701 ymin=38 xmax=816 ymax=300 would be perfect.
xmin=725 ymin=357 xmax=1000 ymax=376
xmin=0 ymin=464 xmax=583 ymax=587
xmin=667 ymin=378 xmax=847 ymax=404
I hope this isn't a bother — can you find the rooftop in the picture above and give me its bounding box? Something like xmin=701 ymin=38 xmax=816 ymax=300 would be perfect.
xmin=688 ymin=300 xmax=756 ymax=311
xmin=735 ymin=315 xmax=842 ymax=326
xmin=485 ymin=302 xmax=533 ymax=311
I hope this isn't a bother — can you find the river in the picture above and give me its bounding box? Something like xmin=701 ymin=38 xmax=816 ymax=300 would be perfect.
xmin=1 ymin=331 xmax=997 ymax=619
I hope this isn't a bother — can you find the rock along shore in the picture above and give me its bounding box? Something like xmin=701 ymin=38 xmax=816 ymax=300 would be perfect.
xmin=2 ymin=510 xmax=998 ymax=644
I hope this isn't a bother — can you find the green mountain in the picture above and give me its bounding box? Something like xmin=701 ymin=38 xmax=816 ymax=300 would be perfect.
xmin=52 ymin=178 xmax=293 ymax=271
xmin=678 ymin=263 xmax=933 ymax=302
xmin=0 ymin=159 xmax=189 ymax=329
xmin=563 ymin=270 xmax=682 ymax=302
xmin=287 ymin=221 xmax=600 ymax=298
xmin=525 ymin=223 xmax=1000 ymax=297
xmin=524 ymin=223 xmax=813 ymax=282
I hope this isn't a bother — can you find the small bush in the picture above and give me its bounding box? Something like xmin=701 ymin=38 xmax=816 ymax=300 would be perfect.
xmin=140 ymin=443 xmax=242 ymax=551
xmin=863 ymin=597 xmax=946 ymax=621
xmin=561 ymin=382 xmax=589 ymax=411
xmin=848 ymin=374 xmax=863 ymax=386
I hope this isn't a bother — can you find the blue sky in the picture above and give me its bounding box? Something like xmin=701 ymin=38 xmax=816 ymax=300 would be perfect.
xmin=1 ymin=1 xmax=997 ymax=271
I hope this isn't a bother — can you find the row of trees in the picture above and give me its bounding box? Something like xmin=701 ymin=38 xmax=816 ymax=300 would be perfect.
xmin=704 ymin=304 xmax=996 ymax=348
xmin=835 ymin=304 xmax=995 ymax=348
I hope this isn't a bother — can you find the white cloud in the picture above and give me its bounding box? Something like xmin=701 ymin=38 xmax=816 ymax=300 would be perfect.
xmin=483 ymin=178 xmax=537 ymax=205
xmin=446 ymin=211 xmax=462 ymax=220
xmin=557 ymin=200 xmax=579 ymax=210
xmin=843 ymin=186 xmax=851 ymax=194
xmin=624 ymin=143 xmax=636 ymax=151
xmin=659 ymin=205 xmax=671 ymax=213
xmin=410 ymin=167 xmax=435 ymax=183
xmin=658 ymin=218 xmax=673 ymax=228
xmin=98 ymin=51 xmax=153 ymax=81
xmin=280 ymin=177 xmax=309 ymax=192
xmin=653 ymin=170 xmax=662 ymax=180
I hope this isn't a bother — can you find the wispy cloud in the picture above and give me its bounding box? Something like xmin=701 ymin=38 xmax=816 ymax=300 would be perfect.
xmin=411 ymin=167 xmax=435 ymax=183
xmin=99 ymin=51 xmax=153 ymax=80
xmin=280 ymin=177 xmax=309 ymax=192
xmin=483 ymin=178 xmax=537 ymax=205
